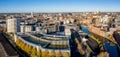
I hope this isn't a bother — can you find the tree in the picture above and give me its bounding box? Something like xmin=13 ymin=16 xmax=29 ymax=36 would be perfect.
xmin=49 ymin=50 xmax=55 ymax=57
xmin=31 ymin=47 xmax=37 ymax=56
xmin=37 ymin=49 xmax=41 ymax=57
xmin=16 ymin=39 xmax=20 ymax=46
xmin=6 ymin=32 xmax=11 ymax=36
xmin=63 ymin=52 xmax=69 ymax=57
xmin=18 ymin=40 xmax=22 ymax=47
xmin=42 ymin=50 xmax=49 ymax=57
xmin=11 ymin=34 xmax=14 ymax=41
xmin=24 ymin=44 xmax=29 ymax=53
xmin=92 ymin=18 xmax=96 ymax=24
xmin=55 ymin=51 xmax=61 ymax=57
xmin=21 ymin=42 xmax=26 ymax=51
xmin=28 ymin=45 xmax=32 ymax=54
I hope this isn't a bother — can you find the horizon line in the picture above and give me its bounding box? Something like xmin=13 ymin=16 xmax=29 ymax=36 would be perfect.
xmin=0 ymin=11 xmax=120 ymax=13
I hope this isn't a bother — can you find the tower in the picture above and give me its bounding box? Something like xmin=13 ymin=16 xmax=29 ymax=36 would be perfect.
xmin=31 ymin=12 xmax=33 ymax=17
xmin=7 ymin=17 xmax=20 ymax=33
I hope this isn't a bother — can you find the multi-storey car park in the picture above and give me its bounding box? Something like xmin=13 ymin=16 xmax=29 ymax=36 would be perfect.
xmin=13 ymin=31 xmax=70 ymax=56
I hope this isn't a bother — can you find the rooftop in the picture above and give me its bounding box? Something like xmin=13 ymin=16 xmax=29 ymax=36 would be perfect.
xmin=0 ymin=32 xmax=19 ymax=57
xmin=17 ymin=32 xmax=69 ymax=50
xmin=0 ymin=43 xmax=7 ymax=57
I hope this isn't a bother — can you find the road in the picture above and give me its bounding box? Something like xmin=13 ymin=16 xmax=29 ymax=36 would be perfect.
xmin=0 ymin=31 xmax=18 ymax=57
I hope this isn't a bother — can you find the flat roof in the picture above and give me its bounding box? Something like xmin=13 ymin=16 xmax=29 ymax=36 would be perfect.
xmin=19 ymin=34 xmax=69 ymax=50
xmin=22 ymin=36 xmax=47 ymax=47
xmin=31 ymin=33 xmax=68 ymax=41
xmin=32 ymin=33 xmax=44 ymax=38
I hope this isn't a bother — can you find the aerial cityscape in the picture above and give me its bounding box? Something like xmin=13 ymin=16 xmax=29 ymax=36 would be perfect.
xmin=0 ymin=0 xmax=120 ymax=57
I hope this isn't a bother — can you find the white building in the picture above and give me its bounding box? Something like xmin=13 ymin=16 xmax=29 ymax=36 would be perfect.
xmin=20 ymin=25 xmax=24 ymax=32
xmin=20 ymin=24 xmax=33 ymax=32
xmin=65 ymin=25 xmax=78 ymax=36
xmin=101 ymin=15 xmax=108 ymax=24
xmin=36 ymin=26 xmax=40 ymax=32
xmin=0 ymin=21 xmax=6 ymax=28
xmin=7 ymin=18 xmax=20 ymax=33
xmin=36 ymin=26 xmax=42 ymax=32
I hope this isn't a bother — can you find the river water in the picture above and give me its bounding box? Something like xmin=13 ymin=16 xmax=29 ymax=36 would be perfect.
xmin=79 ymin=25 xmax=119 ymax=57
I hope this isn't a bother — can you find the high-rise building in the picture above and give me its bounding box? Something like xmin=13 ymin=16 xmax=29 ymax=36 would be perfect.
xmin=31 ymin=12 xmax=33 ymax=17
xmin=7 ymin=18 xmax=20 ymax=33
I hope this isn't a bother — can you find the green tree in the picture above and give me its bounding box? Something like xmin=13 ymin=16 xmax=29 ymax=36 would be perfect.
xmin=16 ymin=39 xmax=20 ymax=45
xmin=11 ymin=35 xmax=14 ymax=41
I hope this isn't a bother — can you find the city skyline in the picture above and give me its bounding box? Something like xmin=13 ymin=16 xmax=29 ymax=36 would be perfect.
xmin=0 ymin=0 xmax=120 ymax=13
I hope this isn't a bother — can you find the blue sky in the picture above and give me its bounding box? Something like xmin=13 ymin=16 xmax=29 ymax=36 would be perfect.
xmin=0 ymin=0 xmax=120 ymax=13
